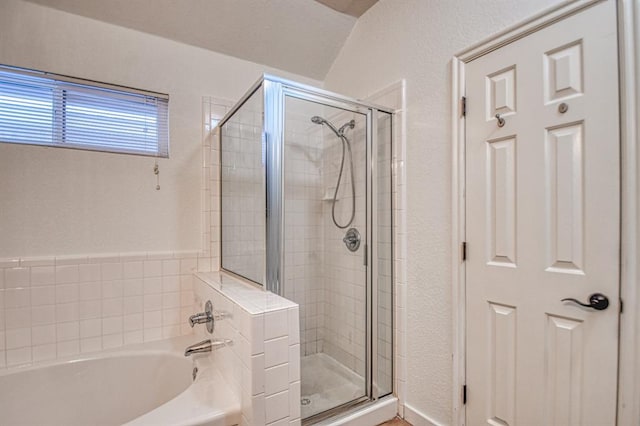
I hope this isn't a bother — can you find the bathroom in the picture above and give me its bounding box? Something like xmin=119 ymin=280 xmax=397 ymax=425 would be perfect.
xmin=0 ymin=0 xmax=638 ymax=425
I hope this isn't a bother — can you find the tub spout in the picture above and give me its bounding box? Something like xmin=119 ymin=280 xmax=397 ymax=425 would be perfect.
xmin=184 ymin=338 xmax=232 ymax=357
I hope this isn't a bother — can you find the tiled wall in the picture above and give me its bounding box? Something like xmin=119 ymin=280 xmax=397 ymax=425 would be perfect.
xmin=0 ymin=251 xmax=210 ymax=368
xmin=219 ymin=88 xmax=266 ymax=284
xmin=193 ymin=272 xmax=301 ymax=426
xmin=283 ymin=97 xmax=325 ymax=357
xmin=321 ymin=111 xmax=368 ymax=378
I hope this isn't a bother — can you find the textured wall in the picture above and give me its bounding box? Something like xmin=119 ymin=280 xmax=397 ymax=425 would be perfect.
xmin=324 ymin=0 xmax=563 ymax=423
xmin=0 ymin=0 xmax=319 ymax=258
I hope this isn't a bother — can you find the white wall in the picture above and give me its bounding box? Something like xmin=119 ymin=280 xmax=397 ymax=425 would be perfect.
xmin=0 ymin=0 xmax=319 ymax=258
xmin=324 ymin=0 xmax=564 ymax=423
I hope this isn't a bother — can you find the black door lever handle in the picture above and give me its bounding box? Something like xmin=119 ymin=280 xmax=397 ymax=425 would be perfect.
xmin=561 ymin=293 xmax=609 ymax=311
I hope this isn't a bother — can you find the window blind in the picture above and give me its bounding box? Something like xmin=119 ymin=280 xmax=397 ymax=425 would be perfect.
xmin=0 ymin=65 xmax=169 ymax=157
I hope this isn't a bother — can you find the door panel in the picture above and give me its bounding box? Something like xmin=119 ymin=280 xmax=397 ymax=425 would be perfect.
xmin=465 ymin=2 xmax=619 ymax=425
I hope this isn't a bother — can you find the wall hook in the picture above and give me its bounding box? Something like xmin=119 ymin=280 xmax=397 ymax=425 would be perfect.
xmin=495 ymin=113 xmax=505 ymax=127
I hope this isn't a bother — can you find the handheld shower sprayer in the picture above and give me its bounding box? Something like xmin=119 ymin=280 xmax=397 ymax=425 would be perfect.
xmin=310 ymin=115 xmax=356 ymax=229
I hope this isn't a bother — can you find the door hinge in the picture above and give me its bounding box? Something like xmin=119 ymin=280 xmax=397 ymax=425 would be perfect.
xmin=462 ymin=242 xmax=467 ymax=261
xmin=461 ymin=96 xmax=467 ymax=117
xmin=463 ymin=385 xmax=467 ymax=404
xmin=620 ymin=298 xmax=624 ymax=314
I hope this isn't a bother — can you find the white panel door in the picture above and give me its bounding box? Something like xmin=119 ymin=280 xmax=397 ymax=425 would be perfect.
xmin=465 ymin=2 xmax=619 ymax=425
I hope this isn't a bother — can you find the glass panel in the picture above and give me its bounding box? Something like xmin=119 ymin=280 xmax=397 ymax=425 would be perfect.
xmin=220 ymin=86 xmax=266 ymax=285
xmin=283 ymin=95 xmax=368 ymax=419
xmin=376 ymin=111 xmax=393 ymax=397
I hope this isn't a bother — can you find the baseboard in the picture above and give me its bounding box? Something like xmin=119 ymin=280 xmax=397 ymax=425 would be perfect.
xmin=403 ymin=403 xmax=445 ymax=426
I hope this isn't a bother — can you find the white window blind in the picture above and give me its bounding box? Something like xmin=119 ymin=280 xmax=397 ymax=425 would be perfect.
xmin=0 ymin=65 xmax=169 ymax=157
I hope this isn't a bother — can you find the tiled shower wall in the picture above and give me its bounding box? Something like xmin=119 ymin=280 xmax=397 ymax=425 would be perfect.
xmin=321 ymin=112 xmax=368 ymax=378
xmin=282 ymin=100 xmax=325 ymax=357
xmin=219 ymin=90 xmax=266 ymax=284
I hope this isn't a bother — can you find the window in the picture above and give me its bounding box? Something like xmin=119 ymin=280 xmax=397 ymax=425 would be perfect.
xmin=0 ymin=65 xmax=169 ymax=157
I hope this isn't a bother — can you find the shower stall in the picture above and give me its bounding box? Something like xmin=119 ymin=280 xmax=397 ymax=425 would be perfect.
xmin=218 ymin=75 xmax=393 ymax=422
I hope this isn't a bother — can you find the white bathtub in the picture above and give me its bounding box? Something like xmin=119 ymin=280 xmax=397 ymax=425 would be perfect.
xmin=0 ymin=336 xmax=241 ymax=426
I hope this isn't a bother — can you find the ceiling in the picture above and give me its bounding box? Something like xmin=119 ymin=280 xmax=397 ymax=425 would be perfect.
xmin=22 ymin=0 xmax=378 ymax=80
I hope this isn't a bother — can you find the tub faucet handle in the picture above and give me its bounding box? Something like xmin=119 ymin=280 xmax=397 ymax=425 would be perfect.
xmin=189 ymin=300 xmax=215 ymax=333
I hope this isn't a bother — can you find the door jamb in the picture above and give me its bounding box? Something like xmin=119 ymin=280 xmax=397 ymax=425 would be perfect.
xmin=451 ymin=1 xmax=638 ymax=425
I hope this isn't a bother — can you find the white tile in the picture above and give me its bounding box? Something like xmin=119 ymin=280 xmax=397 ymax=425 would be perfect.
xmin=80 ymin=337 xmax=102 ymax=353
xmin=102 ymin=281 xmax=124 ymax=298
xmin=251 ymin=354 xmax=265 ymax=395
xmin=102 ymin=317 xmax=123 ymax=335
xmin=101 ymin=263 xmax=122 ymax=281
xmin=32 ymin=324 xmax=56 ymax=345
xmin=143 ymin=327 xmax=162 ymax=342
xmin=265 ymin=390 xmax=289 ymax=424
xmin=80 ymin=319 xmax=102 ymax=338
xmin=32 ymin=344 xmax=56 ymax=362
xmin=6 ymin=347 xmax=31 ymax=366
xmin=56 ymin=321 xmax=79 ymax=342
xmin=103 ymin=333 xmax=123 ymax=349
xmin=289 ymin=345 xmax=300 ymax=383
xmin=162 ymin=259 xmax=180 ymax=276
xmin=124 ymin=313 xmax=143 ymax=331
xmin=144 ymin=294 xmax=162 ymax=312
xmin=123 ymin=261 xmax=144 ymax=279
xmin=0 ymin=332 xmax=4 ymax=351
xmin=79 ymin=300 xmax=102 ymax=320
xmin=289 ymin=419 xmax=301 ymax=426
xmin=143 ymin=277 xmax=162 ymax=294
xmin=265 ymin=363 xmax=289 ymax=396
xmin=79 ymin=282 xmax=101 ymax=301
xmin=123 ymin=279 xmax=143 ymax=296
xmin=79 ymin=264 xmax=101 ymax=282
xmin=5 ymin=267 xmax=29 ymax=288
xmin=102 ymin=298 xmax=123 ymax=317
xmin=251 ymin=314 xmax=265 ymax=355
xmin=143 ymin=260 xmax=162 ymax=277
xmin=124 ymin=296 xmax=143 ymax=314
xmin=289 ymin=381 xmax=301 ymax=419
xmin=31 ymin=306 xmax=55 ymax=326
xmin=6 ymin=308 xmax=31 ymax=329
xmin=264 ymin=336 xmax=288 ymax=368
xmin=180 ymin=258 xmax=197 ymax=274
xmin=57 ymin=340 xmax=79 ymax=357
xmin=251 ymin=394 xmax=265 ymax=426
xmin=267 ymin=419 xmax=289 ymax=426
xmin=162 ymin=325 xmax=180 ymax=339
xmin=162 ymin=275 xmax=180 ymax=293
xmin=288 ymin=307 xmax=300 ymax=345
xmin=56 ymin=303 xmax=79 ymax=322
xmin=265 ymin=309 xmax=288 ymax=340
xmin=31 ymin=266 xmax=55 ymax=286
xmin=124 ymin=330 xmax=143 ymax=345
xmin=56 ymin=284 xmax=78 ymax=304
xmin=55 ymin=265 xmax=79 ymax=284
xmin=162 ymin=308 xmax=180 ymax=326
xmin=162 ymin=292 xmax=181 ymax=309
xmin=6 ymin=328 xmax=31 ymax=349
xmin=144 ymin=311 xmax=162 ymax=329
xmin=5 ymin=288 xmax=30 ymax=308
xmin=31 ymin=286 xmax=55 ymax=306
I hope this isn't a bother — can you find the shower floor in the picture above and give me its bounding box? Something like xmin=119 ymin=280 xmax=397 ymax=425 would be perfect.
xmin=301 ymin=353 xmax=366 ymax=419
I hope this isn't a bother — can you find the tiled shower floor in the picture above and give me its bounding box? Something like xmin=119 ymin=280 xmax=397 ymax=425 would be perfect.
xmin=301 ymin=353 xmax=365 ymax=419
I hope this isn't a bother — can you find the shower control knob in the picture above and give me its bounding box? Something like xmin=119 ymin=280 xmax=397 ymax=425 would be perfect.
xmin=343 ymin=228 xmax=361 ymax=252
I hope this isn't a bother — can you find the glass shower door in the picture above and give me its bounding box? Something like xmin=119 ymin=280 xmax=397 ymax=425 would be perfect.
xmin=283 ymin=95 xmax=369 ymax=420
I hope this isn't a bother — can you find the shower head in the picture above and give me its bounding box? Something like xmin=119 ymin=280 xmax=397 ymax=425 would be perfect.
xmin=311 ymin=116 xmax=325 ymax=125
xmin=310 ymin=116 xmax=355 ymax=136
